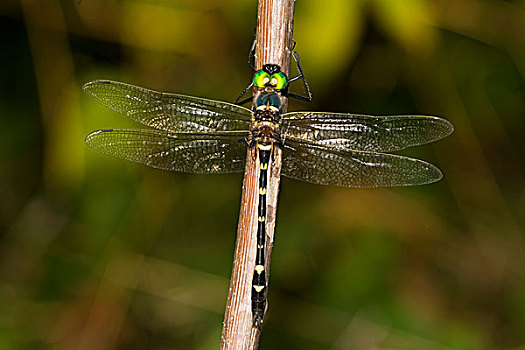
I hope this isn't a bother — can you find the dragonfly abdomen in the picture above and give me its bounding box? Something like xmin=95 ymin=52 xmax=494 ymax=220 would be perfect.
xmin=252 ymin=143 xmax=272 ymax=327
xmin=250 ymin=90 xmax=283 ymax=327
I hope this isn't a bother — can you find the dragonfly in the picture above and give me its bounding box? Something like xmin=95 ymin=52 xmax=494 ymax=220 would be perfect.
xmin=84 ymin=65 xmax=453 ymax=327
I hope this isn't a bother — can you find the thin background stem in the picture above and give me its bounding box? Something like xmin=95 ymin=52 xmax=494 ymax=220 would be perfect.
xmin=220 ymin=0 xmax=295 ymax=349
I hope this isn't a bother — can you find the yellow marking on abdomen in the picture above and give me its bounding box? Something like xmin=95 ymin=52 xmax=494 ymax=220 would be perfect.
xmin=257 ymin=144 xmax=272 ymax=151
xmin=253 ymin=285 xmax=265 ymax=293
xmin=258 ymin=216 xmax=265 ymax=222
xmin=260 ymin=163 xmax=268 ymax=170
xmin=255 ymin=265 xmax=265 ymax=274
xmin=259 ymin=187 xmax=267 ymax=195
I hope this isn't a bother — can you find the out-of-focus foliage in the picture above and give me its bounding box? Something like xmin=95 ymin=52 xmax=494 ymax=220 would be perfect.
xmin=1 ymin=0 xmax=525 ymax=348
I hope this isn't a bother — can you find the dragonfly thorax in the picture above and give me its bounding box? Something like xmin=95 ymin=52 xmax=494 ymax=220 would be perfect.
xmin=254 ymin=91 xmax=281 ymax=112
xmin=253 ymin=92 xmax=281 ymax=124
xmin=251 ymin=92 xmax=282 ymax=145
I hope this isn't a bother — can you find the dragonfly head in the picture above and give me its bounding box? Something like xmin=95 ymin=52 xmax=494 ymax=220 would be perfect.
xmin=253 ymin=65 xmax=288 ymax=91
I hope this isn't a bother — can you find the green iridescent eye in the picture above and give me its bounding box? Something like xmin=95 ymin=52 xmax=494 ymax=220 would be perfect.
xmin=270 ymin=72 xmax=287 ymax=90
xmin=254 ymin=71 xmax=271 ymax=88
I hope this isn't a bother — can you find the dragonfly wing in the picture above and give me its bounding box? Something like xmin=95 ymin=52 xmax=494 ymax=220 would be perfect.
xmin=281 ymin=112 xmax=453 ymax=152
xmin=83 ymin=80 xmax=252 ymax=132
xmin=85 ymin=129 xmax=248 ymax=174
xmin=281 ymin=139 xmax=443 ymax=187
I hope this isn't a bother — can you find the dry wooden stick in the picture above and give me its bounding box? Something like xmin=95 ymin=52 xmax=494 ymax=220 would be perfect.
xmin=220 ymin=0 xmax=295 ymax=349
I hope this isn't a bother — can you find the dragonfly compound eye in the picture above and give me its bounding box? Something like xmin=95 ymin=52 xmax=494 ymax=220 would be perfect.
xmin=254 ymin=70 xmax=271 ymax=88
xmin=270 ymin=72 xmax=287 ymax=90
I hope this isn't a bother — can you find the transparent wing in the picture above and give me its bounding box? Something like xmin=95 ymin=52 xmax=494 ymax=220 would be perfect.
xmin=83 ymin=80 xmax=252 ymax=132
xmin=282 ymin=139 xmax=443 ymax=187
xmin=281 ymin=112 xmax=453 ymax=152
xmin=85 ymin=129 xmax=248 ymax=174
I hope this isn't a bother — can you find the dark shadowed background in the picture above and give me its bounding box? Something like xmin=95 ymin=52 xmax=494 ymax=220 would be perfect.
xmin=1 ymin=0 xmax=525 ymax=349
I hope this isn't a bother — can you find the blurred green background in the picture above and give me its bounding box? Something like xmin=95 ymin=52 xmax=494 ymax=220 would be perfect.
xmin=1 ymin=0 xmax=525 ymax=349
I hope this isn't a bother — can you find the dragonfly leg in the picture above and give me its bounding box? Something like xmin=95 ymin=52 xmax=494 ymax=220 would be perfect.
xmin=234 ymin=82 xmax=254 ymax=105
xmin=238 ymin=137 xmax=254 ymax=148
xmin=247 ymin=37 xmax=256 ymax=72
xmin=273 ymin=136 xmax=283 ymax=149
xmin=233 ymin=37 xmax=257 ymax=105
xmin=287 ymin=92 xmax=312 ymax=102
xmin=287 ymin=50 xmax=313 ymax=102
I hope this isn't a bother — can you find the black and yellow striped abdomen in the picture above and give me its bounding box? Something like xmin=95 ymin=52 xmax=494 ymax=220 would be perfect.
xmin=251 ymin=143 xmax=272 ymax=327
xmin=250 ymin=90 xmax=283 ymax=327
